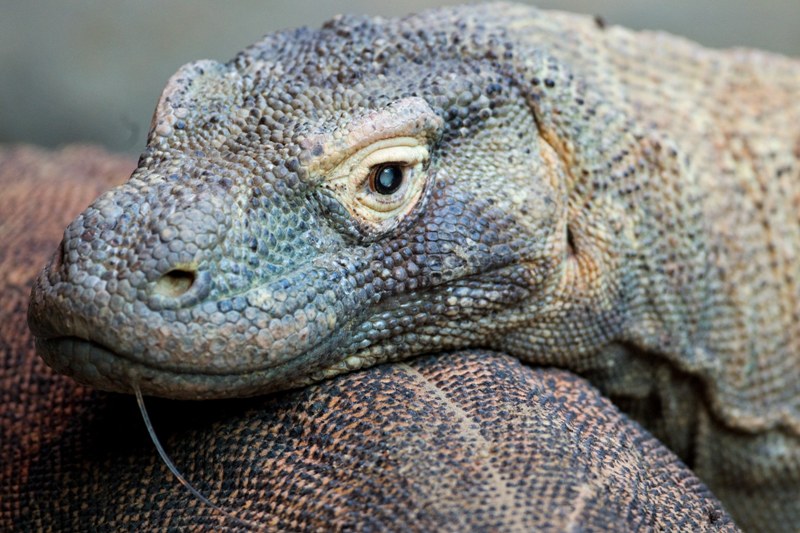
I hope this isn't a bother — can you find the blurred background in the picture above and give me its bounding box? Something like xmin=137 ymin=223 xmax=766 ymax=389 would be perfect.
xmin=2 ymin=0 xmax=798 ymax=155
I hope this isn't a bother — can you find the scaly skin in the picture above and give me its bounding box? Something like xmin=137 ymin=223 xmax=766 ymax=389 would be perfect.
xmin=1 ymin=147 xmax=737 ymax=531
xmin=27 ymin=3 xmax=800 ymax=529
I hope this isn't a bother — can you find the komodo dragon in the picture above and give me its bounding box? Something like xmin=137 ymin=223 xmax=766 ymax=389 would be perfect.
xmin=26 ymin=2 xmax=800 ymax=530
xmin=3 ymin=147 xmax=736 ymax=531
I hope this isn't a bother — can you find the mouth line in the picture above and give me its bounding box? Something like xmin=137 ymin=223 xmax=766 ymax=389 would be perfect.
xmin=35 ymin=330 xmax=352 ymax=399
xmin=40 ymin=336 xmax=276 ymax=379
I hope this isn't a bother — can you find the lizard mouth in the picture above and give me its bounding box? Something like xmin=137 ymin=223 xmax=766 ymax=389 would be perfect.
xmin=35 ymin=336 xmax=318 ymax=400
xmin=28 ymin=250 xmax=371 ymax=399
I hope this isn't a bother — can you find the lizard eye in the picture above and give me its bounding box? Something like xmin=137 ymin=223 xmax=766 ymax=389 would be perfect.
xmin=320 ymin=139 xmax=431 ymax=235
xmin=306 ymin=97 xmax=443 ymax=238
xmin=358 ymin=159 xmax=418 ymax=213
xmin=370 ymin=164 xmax=405 ymax=195
xmin=355 ymin=145 xmax=426 ymax=215
xmin=331 ymin=141 xmax=429 ymax=215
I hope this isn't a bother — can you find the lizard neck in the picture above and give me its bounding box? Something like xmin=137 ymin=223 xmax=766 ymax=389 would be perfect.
xmin=496 ymin=134 xmax=724 ymax=388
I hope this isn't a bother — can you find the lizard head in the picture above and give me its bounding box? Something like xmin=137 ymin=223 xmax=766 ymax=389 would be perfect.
xmin=28 ymin=6 xmax=574 ymax=399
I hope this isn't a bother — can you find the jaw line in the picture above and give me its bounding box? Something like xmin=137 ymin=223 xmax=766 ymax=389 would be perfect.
xmin=34 ymin=333 xmax=351 ymax=400
xmin=41 ymin=336 xmax=284 ymax=376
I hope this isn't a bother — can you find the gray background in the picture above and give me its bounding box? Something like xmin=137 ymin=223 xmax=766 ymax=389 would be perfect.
xmin=2 ymin=1 xmax=798 ymax=155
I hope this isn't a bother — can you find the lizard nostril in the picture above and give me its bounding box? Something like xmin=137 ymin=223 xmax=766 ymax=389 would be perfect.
xmin=154 ymin=269 xmax=197 ymax=298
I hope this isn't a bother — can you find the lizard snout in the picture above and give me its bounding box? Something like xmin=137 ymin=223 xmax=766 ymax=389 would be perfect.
xmin=30 ymin=177 xmax=235 ymax=333
xmin=140 ymin=197 xmax=227 ymax=310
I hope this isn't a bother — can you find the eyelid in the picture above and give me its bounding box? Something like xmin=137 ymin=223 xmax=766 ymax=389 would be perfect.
xmin=326 ymin=140 xmax=429 ymax=186
xmin=360 ymin=145 xmax=427 ymax=170
xmin=320 ymin=137 xmax=433 ymax=238
xmin=358 ymin=146 xmax=427 ymax=186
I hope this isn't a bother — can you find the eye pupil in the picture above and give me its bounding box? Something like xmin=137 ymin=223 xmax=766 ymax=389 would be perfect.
xmin=374 ymin=165 xmax=404 ymax=195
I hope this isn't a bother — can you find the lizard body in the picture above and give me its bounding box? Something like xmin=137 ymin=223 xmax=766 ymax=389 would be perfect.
xmin=27 ymin=4 xmax=800 ymax=529
xmin=2 ymin=146 xmax=735 ymax=531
